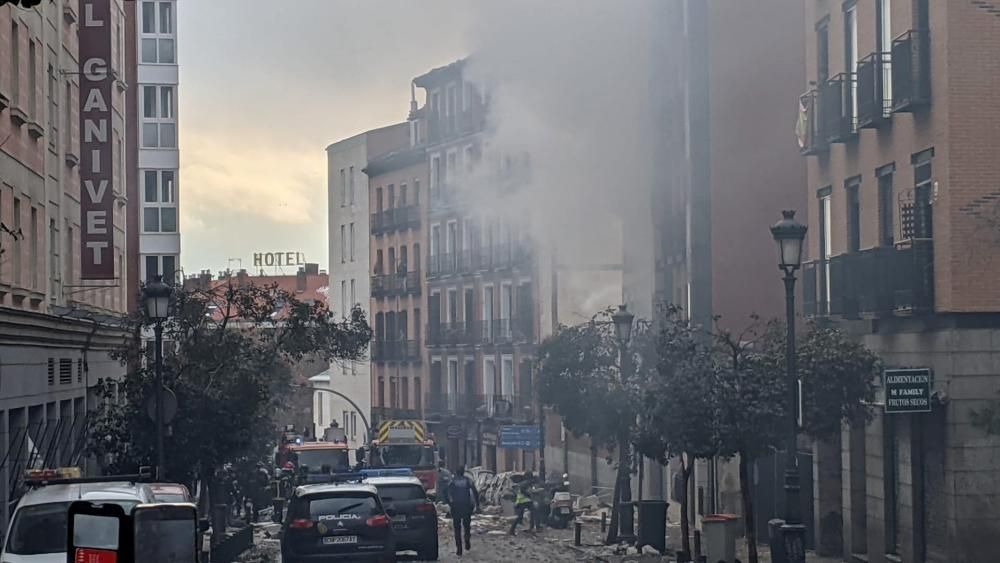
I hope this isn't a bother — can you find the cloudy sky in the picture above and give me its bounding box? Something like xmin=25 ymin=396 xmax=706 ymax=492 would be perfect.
xmin=177 ymin=0 xmax=474 ymax=275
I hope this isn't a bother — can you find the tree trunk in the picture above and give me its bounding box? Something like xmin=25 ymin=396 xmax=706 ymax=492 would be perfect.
xmin=606 ymin=441 xmax=628 ymax=545
xmin=679 ymin=455 xmax=692 ymax=557
xmin=739 ymin=452 xmax=759 ymax=563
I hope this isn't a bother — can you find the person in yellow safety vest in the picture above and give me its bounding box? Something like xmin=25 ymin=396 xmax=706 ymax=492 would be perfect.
xmin=508 ymin=471 xmax=536 ymax=536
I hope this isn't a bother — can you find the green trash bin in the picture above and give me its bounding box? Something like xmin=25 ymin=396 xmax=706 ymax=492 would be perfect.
xmin=637 ymin=500 xmax=668 ymax=553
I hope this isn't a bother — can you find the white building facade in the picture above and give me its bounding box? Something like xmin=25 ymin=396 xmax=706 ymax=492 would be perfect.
xmin=316 ymin=133 xmax=371 ymax=448
xmin=135 ymin=0 xmax=179 ymax=282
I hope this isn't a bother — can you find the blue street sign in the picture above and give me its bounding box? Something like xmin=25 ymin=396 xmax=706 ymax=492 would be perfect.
xmin=499 ymin=425 xmax=541 ymax=449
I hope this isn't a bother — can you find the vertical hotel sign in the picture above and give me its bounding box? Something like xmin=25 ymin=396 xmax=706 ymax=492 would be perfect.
xmin=79 ymin=0 xmax=115 ymax=279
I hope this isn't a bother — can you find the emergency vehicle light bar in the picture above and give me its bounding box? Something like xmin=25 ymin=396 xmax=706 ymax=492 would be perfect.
xmin=360 ymin=468 xmax=414 ymax=478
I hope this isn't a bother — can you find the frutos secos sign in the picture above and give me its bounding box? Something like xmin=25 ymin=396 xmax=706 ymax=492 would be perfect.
xmin=253 ymin=252 xmax=306 ymax=267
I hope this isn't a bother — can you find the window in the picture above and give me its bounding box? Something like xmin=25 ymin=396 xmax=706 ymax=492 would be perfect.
xmin=13 ymin=198 xmax=21 ymax=285
xmin=30 ymin=208 xmax=37 ymax=289
xmin=28 ymin=40 xmax=37 ymax=117
xmin=877 ymin=0 xmax=892 ymax=102
xmin=843 ymin=2 xmax=858 ymax=119
xmin=846 ymin=177 xmax=861 ymax=253
xmin=340 ymin=280 xmax=347 ymax=316
xmin=10 ymin=22 xmax=19 ymax=105
xmin=64 ymin=221 xmax=72 ymax=285
xmin=141 ymin=86 xmax=176 ymax=148
xmin=143 ymin=255 xmax=177 ymax=283
xmin=818 ymin=188 xmax=832 ymax=314
xmin=484 ymin=356 xmax=496 ymax=398
xmin=430 ymin=155 xmax=441 ymax=195
xmin=877 ymin=164 xmax=895 ymax=246
xmin=350 ymin=279 xmax=355 ymax=306
xmin=430 ymin=224 xmax=441 ymax=257
xmin=142 ymin=170 xmax=177 ymax=233
xmin=47 ymin=65 xmax=58 ymax=146
xmin=340 ymin=225 xmax=346 ymax=263
xmin=340 ymin=168 xmax=346 ymax=206
xmin=49 ymin=219 xmax=58 ymax=293
xmin=501 ymin=355 xmax=514 ymax=397
xmin=64 ymin=83 xmax=72 ymax=150
xmin=140 ymin=1 xmax=175 ymax=64
xmin=414 ymin=179 xmax=420 ymax=204
xmin=349 ymin=223 xmax=355 ymax=261
xmin=446 ymin=150 xmax=457 ymax=185
xmin=349 ymin=166 xmax=355 ymax=205
xmin=911 ymin=152 xmax=934 ymax=239
xmin=816 ymin=18 xmax=829 ymax=83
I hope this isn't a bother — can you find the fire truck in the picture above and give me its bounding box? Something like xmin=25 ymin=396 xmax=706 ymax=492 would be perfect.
xmin=361 ymin=420 xmax=439 ymax=495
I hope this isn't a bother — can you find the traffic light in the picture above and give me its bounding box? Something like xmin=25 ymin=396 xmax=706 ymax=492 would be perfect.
xmin=0 ymin=0 xmax=47 ymax=8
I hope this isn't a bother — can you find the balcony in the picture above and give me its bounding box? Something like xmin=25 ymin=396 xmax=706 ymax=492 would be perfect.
xmin=426 ymin=322 xmax=478 ymax=347
xmin=371 ymin=270 xmax=421 ymax=299
xmin=891 ymin=29 xmax=931 ymax=112
xmin=427 ymin=252 xmax=461 ymax=278
xmin=857 ymin=52 xmax=892 ymax=128
xmin=428 ymin=245 xmax=534 ymax=280
xmin=821 ymin=73 xmax=857 ymax=144
xmin=424 ymin=393 xmax=533 ymax=421
xmin=480 ymin=318 xmax=535 ymax=346
xmin=371 ymin=205 xmax=420 ymax=235
xmin=371 ymin=340 xmax=421 ymax=363
xmin=798 ymin=89 xmax=828 ymax=156
xmin=802 ymin=239 xmax=934 ymax=319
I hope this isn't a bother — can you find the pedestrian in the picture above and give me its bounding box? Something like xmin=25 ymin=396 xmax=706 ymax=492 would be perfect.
xmin=508 ymin=471 xmax=535 ymax=536
xmin=444 ymin=465 xmax=479 ymax=556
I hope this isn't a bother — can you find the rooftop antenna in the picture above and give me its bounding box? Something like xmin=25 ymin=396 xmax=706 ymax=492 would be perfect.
xmin=228 ymin=258 xmax=242 ymax=271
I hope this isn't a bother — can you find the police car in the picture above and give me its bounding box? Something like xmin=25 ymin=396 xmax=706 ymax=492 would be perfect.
xmin=1 ymin=468 xmax=157 ymax=563
xmin=281 ymin=481 xmax=396 ymax=563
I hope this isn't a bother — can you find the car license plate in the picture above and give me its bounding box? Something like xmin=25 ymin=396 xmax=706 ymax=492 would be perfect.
xmin=323 ymin=536 xmax=358 ymax=545
xmin=392 ymin=514 xmax=407 ymax=522
xmin=559 ymin=508 xmax=571 ymax=514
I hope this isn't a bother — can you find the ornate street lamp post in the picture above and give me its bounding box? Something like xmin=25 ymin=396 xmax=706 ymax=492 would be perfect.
xmin=770 ymin=210 xmax=808 ymax=563
xmin=142 ymin=275 xmax=172 ymax=480
xmin=612 ymin=304 xmax=635 ymax=541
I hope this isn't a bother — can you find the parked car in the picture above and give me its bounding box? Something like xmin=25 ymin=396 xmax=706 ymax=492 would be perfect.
xmin=281 ymin=482 xmax=396 ymax=563
xmin=366 ymin=475 xmax=439 ymax=560
xmin=149 ymin=482 xmax=194 ymax=504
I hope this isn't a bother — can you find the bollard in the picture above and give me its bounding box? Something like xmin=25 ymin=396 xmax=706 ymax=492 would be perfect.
xmin=693 ymin=529 xmax=702 ymax=561
xmin=601 ymin=511 xmax=607 ymax=533
xmin=575 ymin=521 xmax=582 ymax=546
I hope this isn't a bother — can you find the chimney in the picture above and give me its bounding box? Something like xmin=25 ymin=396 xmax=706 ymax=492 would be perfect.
xmin=296 ymin=267 xmax=307 ymax=292
xmin=236 ymin=269 xmax=249 ymax=287
xmin=199 ymin=270 xmax=211 ymax=289
xmin=304 ymin=263 xmax=319 ymax=276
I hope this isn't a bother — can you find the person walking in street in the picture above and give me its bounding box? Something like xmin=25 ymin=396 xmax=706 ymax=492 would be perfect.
xmin=444 ymin=465 xmax=479 ymax=556
xmin=508 ymin=471 xmax=536 ymax=536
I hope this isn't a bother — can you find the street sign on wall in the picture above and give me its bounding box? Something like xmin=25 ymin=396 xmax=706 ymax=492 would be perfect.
xmin=884 ymin=368 xmax=932 ymax=414
xmin=499 ymin=425 xmax=541 ymax=449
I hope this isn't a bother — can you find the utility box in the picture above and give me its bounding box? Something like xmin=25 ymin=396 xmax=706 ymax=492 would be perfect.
xmin=702 ymin=514 xmax=738 ymax=563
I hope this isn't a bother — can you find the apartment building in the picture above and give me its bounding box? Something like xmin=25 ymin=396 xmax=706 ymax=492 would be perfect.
xmin=322 ymin=124 xmax=405 ymax=450
xmin=363 ymin=122 xmax=427 ymax=431
xmin=412 ymin=60 xmax=538 ymax=472
xmin=125 ymin=0 xmax=179 ymax=292
xmin=799 ymin=1 xmax=1000 ymax=561
xmin=0 ymin=0 xmax=131 ymax=530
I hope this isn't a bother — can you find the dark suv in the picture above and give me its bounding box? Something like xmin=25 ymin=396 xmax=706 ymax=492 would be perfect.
xmin=366 ymin=476 xmax=439 ymax=560
xmin=281 ymin=482 xmax=396 ymax=563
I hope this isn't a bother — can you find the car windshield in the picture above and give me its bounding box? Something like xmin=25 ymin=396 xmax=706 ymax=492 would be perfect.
xmin=378 ymin=446 xmax=434 ymax=468
xmin=154 ymin=493 xmax=189 ymax=503
xmin=297 ymin=494 xmax=378 ymax=520
xmin=375 ymin=484 xmax=425 ymax=502
xmin=6 ymin=500 xmax=139 ymax=555
xmin=297 ymin=449 xmax=350 ymax=472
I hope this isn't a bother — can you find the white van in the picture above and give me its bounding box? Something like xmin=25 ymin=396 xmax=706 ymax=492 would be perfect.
xmin=1 ymin=473 xmax=155 ymax=563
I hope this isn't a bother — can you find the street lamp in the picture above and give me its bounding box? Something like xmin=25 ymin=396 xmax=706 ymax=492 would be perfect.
xmin=142 ymin=275 xmax=172 ymax=480
xmin=612 ymin=304 xmax=636 ymax=542
xmin=769 ymin=210 xmax=808 ymax=563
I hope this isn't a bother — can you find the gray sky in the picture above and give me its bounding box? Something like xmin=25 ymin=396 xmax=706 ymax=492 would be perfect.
xmin=177 ymin=0 xmax=474 ymax=275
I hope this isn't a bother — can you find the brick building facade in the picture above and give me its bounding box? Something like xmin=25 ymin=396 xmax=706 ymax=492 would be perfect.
xmin=800 ymin=0 xmax=1000 ymax=561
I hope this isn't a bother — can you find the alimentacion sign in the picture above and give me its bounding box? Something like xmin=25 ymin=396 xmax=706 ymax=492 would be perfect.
xmin=884 ymin=368 xmax=932 ymax=414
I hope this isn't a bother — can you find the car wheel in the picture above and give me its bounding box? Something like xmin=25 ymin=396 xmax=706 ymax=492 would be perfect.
xmin=418 ymin=536 xmax=439 ymax=561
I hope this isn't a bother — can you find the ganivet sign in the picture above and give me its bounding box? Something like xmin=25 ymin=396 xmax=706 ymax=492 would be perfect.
xmin=79 ymin=0 xmax=115 ymax=280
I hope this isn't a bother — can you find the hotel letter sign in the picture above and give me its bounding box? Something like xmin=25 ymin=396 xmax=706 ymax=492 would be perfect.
xmin=79 ymin=0 xmax=115 ymax=279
